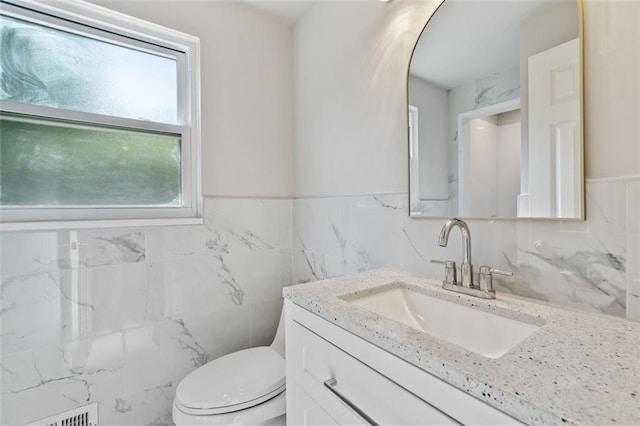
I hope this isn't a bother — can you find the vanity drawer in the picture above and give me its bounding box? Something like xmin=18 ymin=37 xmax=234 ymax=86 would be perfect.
xmin=288 ymin=319 xmax=458 ymax=425
xmin=288 ymin=382 xmax=339 ymax=426
xmin=286 ymin=301 xmax=524 ymax=426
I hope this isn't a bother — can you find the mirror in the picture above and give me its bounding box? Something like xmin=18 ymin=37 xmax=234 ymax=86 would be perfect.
xmin=408 ymin=0 xmax=583 ymax=219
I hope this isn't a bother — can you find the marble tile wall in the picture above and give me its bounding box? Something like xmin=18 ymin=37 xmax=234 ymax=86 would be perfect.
xmin=627 ymin=180 xmax=640 ymax=321
xmin=292 ymin=178 xmax=639 ymax=321
xmin=1 ymin=179 xmax=636 ymax=425
xmin=0 ymin=197 xmax=292 ymax=426
xmin=474 ymin=67 xmax=520 ymax=108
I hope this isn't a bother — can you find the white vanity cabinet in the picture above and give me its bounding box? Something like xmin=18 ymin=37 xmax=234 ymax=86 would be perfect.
xmin=285 ymin=301 xmax=524 ymax=426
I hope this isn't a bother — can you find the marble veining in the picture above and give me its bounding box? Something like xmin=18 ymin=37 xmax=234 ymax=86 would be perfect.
xmin=92 ymin=232 xmax=146 ymax=263
xmin=403 ymin=229 xmax=426 ymax=262
xmin=0 ymin=197 xmax=291 ymax=426
xmin=115 ymin=396 xmax=134 ymax=414
xmin=523 ymin=245 xmax=626 ymax=313
xmin=475 ymin=84 xmax=518 ymax=107
xmin=298 ymin=244 xmax=329 ymax=283
xmin=372 ymin=195 xmax=402 ymax=210
xmin=169 ymin=319 xmax=209 ymax=368
xmin=147 ymin=413 xmax=175 ymax=426
xmin=104 ymin=381 xmax=175 ymax=425
xmin=293 ymin=179 xmax=639 ymax=321
xmin=47 ymin=271 xmax=96 ymax=312
xmin=284 ymin=269 xmax=640 ymax=425
xmin=329 ymin=219 xmax=377 ymax=269
xmin=1 ymin=179 xmax=636 ymax=425
xmin=214 ymin=255 xmax=246 ymax=306
xmin=204 ymin=230 xmax=229 ymax=255
xmin=474 ymin=67 xmax=520 ymax=107
xmin=229 ymin=230 xmax=274 ymax=250
xmin=60 ymin=231 xmax=146 ymax=269
xmin=2 ymin=342 xmax=123 ymax=409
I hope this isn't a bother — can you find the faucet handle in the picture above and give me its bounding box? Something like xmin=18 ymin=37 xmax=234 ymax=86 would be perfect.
xmin=478 ymin=266 xmax=513 ymax=293
xmin=431 ymin=259 xmax=455 ymax=267
xmin=490 ymin=268 xmax=513 ymax=277
xmin=431 ymin=259 xmax=456 ymax=285
xmin=478 ymin=266 xmax=513 ymax=276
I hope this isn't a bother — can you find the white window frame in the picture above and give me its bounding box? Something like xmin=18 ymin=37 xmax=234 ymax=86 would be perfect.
xmin=0 ymin=0 xmax=202 ymax=231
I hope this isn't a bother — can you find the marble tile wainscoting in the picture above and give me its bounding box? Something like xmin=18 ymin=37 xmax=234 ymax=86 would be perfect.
xmin=1 ymin=178 xmax=637 ymax=425
xmin=293 ymin=177 xmax=640 ymax=321
xmin=0 ymin=197 xmax=292 ymax=426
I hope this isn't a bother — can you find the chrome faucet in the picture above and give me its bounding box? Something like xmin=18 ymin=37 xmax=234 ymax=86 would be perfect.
xmin=438 ymin=218 xmax=473 ymax=288
xmin=432 ymin=218 xmax=513 ymax=299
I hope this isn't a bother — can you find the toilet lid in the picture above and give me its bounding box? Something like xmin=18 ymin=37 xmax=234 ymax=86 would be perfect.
xmin=175 ymin=346 xmax=285 ymax=415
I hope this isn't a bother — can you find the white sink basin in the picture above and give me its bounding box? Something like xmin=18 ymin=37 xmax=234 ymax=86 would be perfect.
xmin=344 ymin=285 xmax=540 ymax=359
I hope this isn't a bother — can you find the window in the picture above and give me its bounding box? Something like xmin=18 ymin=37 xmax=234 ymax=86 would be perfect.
xmin=0 ymin=0 xmax=201 ymax=229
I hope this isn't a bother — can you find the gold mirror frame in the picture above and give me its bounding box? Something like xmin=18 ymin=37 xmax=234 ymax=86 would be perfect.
xmin=406 ymin=0 xmax=585 ymax=221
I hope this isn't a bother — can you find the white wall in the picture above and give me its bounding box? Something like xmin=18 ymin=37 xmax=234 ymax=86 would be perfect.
xmin=292 ymin=0 xmax=638 ymax=323
xmin=294 ymin=0 xmax=639 ymax=194
xmin=467 ymin=117 xmax=499 ymax=216
xmin=497 ymin=110 xmax=521 ymax=217
xmin=293 ymin=0 xmax=438 ymax=196
xmin=583 ymin=0 xmax=640 ymax=178
xmin=93 ymin=0 xmax=294 ymax=198
xmin=408 ymin=76 xmax=449 ymax=199
xmin=460 ymin=112 xmax=521 ymax=217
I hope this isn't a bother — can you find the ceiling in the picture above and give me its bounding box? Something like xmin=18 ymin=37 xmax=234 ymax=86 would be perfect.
xmin=239 ymin=0 xmax=317 ymax=23
xmin=240 ymin=0 xmax=561 ymax=90
xmin=239 ymin=0 xmax=388 ymax=24
xmin=410 ymin=0 xmax=556 ymax=89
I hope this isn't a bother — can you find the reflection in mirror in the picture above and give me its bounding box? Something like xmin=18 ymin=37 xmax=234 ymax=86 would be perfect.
xmin=408 ymin=0 xmax=583 ymax=219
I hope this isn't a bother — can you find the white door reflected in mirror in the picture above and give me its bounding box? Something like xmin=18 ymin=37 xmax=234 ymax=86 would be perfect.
xmin=408 ymin=0 xmax=583 ymax=219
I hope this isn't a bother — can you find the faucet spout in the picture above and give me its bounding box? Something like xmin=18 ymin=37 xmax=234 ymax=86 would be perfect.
xmin=438 ymin=218 xmax=472 ymax=266
xmin=438 ymin=218 xmax=473 ymax=288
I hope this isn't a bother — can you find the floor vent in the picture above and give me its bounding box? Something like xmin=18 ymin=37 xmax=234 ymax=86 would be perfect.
xmin=25 ymin=402 xmax=98 ymax=426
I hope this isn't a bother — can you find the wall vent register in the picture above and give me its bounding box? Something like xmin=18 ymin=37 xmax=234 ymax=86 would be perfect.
xmin=24 ymin=402 xmax=98 ymax=426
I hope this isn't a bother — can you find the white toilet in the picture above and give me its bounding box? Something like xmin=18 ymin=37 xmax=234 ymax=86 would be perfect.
xmin=172 ymin=311 xmax=286 ymax=425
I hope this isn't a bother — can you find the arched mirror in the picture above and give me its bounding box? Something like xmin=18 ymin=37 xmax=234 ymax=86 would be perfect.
xmin=408 ymin=0 xmax=583 ymax=219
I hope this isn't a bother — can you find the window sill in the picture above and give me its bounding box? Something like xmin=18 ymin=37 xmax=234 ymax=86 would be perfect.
xmin=0 ymin=217 xmax=204 ymax=232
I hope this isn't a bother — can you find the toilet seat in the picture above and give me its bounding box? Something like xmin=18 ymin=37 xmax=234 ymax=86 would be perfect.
xmin=173 ymin=391 xmax=286 ymax=426
xmin=175 ymin=346 xmax=285 ymax=416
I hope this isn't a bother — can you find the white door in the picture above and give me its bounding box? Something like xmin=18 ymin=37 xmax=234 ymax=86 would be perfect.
xmin=528 ymin=38 xmax=581 ymax=218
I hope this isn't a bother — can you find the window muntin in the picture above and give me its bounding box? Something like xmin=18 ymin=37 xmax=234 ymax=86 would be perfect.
xmin=0 ymin=0 xmax=201 ymax=228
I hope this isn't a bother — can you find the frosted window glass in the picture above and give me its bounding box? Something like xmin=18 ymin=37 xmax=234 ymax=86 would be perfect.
xmin=0 ymin=15 xmax=178 ymax=124
xmin=0 ymin=117 xmax=181 ymax=206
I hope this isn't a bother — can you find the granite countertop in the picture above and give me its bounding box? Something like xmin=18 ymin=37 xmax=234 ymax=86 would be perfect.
xmin=283 ymin=269 xmax=640 ymax=426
